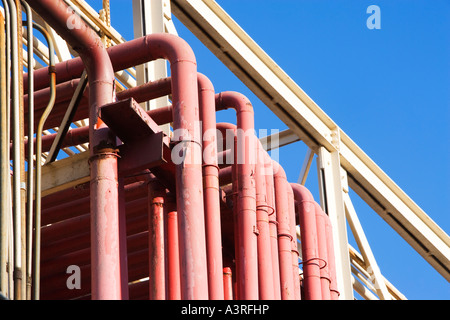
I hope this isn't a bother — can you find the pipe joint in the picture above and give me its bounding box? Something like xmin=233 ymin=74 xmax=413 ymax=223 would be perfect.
xmin=277 ymin=232 xmax=293 ymax=241
xmin=88 ymin=148 xmax=119 ymax=164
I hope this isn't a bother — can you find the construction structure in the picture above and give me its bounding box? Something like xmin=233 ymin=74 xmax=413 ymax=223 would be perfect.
xmin=0 ymin=0 xmax=448 ymax=300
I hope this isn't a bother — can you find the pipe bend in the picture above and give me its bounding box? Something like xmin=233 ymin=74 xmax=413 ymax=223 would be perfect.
xmin=215 ymin=91 xmax=253 ymax=114
xmin=197 ymin=72 xmax=214 ymax=92
xmin=272 ymin=160 xmax=287 ymax=180
xmin=290 ymin=183 xmax=315 ymax=204
xmin=27 ymin=0 xmax=114 ymax=84
xmin=104 ymin=33 xmax=197 ymax=72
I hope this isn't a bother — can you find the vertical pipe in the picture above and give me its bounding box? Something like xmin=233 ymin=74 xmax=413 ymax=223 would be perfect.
xmin=216 ymin=93 xmax=258 ymax=300
xmin=287 ymin=184 xmax=301 ymax=300
xmin=272 ymin=161 xmax=295 ymax=300
xmin=223 ymin=267 xmax=233 ymax=300
xmin=217 ymin=123 xmax=239 ymax=299
xmin=264 ymin=153 xmax=281 ymax=299
xmin=314 ymin=202 xmax=331 ymax=300
xmin=148 ymin=181 xmax=166 ymax=300
xmin=22 ymin=1 xmax=34 ymax=300
xmin=27 ymin=0 xmax=119 ymax=299
xmin=166 ymin=200 xmax=181 ymax=300
xmin=32 ymin=23 xmax=56 ymax=300
xmin=290 ymin=183 xmax=322 ymax=300
xmin=255 ymin=141 xmax=274 ymax=299
xmin=198 ymin=73 xmax=223 ymax=299
xmin=118 ymin=177 xmax=129 ymax=300
xmin=0 ymin=9 xmax=8 ymax=297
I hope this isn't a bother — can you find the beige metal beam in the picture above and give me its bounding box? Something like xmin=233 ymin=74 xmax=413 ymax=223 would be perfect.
xmin=259 ymin=128 xmax=300 ymax=151
xmin=41 ymin=151 xmax=89 ymax=197
xmin=344 ymin=191 xmax=390 ymax=299
xmin=317 ymin=146 xmax=353 ymax=299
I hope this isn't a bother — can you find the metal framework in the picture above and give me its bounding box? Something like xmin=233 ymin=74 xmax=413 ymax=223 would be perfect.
xmin=0 ymin=0 xmax=448 ymax=300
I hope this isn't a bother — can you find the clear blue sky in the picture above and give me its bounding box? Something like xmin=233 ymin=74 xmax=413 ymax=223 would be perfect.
xmin=94 ymin=0 xmax=449 ymax=300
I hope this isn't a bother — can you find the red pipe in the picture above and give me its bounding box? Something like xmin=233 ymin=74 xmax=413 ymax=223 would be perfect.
xmin=166 ymin=205 xmax=181 ymax=300
xmin=286 ymin=185 xmax=301 ymax=299
xmin=223 ymin=267 xmax=233 ymax=300
xmin=290 ymin=183 xmax=321 ymax=300
xmin=263 ymin=152 xmax=281 ymax=299
xmin=215 ymin=93 xmax=258 ymax=300
xmin=148 ymin=181 xmax=166 ymax=300
xmin=272 ymin=161 xmax=295 ymax=300
xmin=216 ymin=122 xmax=239 ymax=299
xmin=27 ymin=0 xmax=121 ymax=299
xmin=198 ymin=73 xmax=224 ymax=299
xmin=314 ymin=202 xmax=331 ymax=300
xmin=255 ymin=141 xmax=274 ymax=299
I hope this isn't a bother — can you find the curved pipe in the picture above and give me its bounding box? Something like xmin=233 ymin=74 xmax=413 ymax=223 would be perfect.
xmin=272 ymin=161 xmax=296 ymax=300
xmin=290 ymin=183 xmax=321 ymax=300
xmin=198 ymin=73 xmax=223 ymax=299
xmin=215 ymin=92 xmax=258 ymax=300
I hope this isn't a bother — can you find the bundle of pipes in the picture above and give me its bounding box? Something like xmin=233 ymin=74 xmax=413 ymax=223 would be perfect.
xmin=0 ymin=0 xmax=340 ymax=300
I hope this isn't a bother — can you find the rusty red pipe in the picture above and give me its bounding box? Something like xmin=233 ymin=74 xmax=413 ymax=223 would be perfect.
xmin=290 ymin=183 xmax=321 ymax=300
xmin=166 ymin=202 xmax=181 ymax=300
xmin=198 ymin=73 xmax=224 ymax=300
xmin=272 ymin=161 xmax=296 ymax=300
xmin=148 ymin=181 xmax=166 ymax=300
xmin=255 ymin=140 xmax=275 ymax=299
xmin=263 ymin=151 xmax=281 ymax=299
xmin=215 ymin=93 xmax=258 ymax=300
xmin=27 ymin=0 xmax=121 ymax=300
xmin=223 ymin=267 xmax=233 ymax=300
